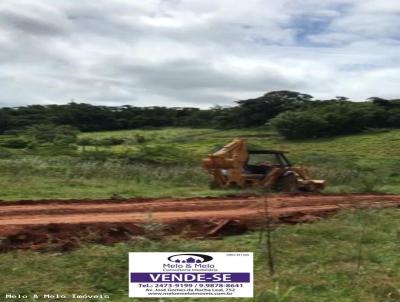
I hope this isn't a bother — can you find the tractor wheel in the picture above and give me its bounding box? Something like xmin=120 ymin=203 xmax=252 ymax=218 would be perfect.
xmin=275 ymin=174 xmax=298 ymax=192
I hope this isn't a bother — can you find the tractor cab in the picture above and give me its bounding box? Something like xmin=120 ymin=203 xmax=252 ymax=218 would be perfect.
xmin=244 ymin=150 xmax=291 ymax=175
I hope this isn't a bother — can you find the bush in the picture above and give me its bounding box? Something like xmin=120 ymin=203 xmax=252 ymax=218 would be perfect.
xmin=127 ymin=144 xmax=191 ymax=164
xmin=271 ymin=102 xmax=386 ymax=139
xmin=98 ymin=137 xmax=125 ymax=146
xmin=78 ymin=150 xmax=115 ymax=162
xmin=270 ymin=111 xmax=330 ymax=139
xmin=77 ymin=137 xmax=125 ymax=147
xmin=77 ymin=138 xmax=96 ymax=146
xmin=135 ymin=134 xmax=146 ymax=144
xmin=25 ymin=124 xmax=79 ymax=145
xmin=0 ymin=138 xmax=29 ymax=149
xmin=0 ymin=147 xmax=13 ymax=158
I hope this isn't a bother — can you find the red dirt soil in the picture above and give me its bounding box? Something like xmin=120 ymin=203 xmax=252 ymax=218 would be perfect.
xmin=1 ymin=194 xmax=400 ymax=252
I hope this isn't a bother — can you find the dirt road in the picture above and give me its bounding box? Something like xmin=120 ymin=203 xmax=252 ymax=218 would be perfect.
xmin=1 ymin=194 xmax=400 ymax=251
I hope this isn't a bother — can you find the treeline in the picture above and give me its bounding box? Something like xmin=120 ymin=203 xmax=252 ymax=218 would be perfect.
xmin=1 ymin=91 xmax=400 ymax=139
xmin=271 ymin=97 xmax=400 ymax=139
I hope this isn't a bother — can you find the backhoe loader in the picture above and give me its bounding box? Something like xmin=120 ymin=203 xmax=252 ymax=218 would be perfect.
xmin=202 ymin=138 xmax=324 ymax=192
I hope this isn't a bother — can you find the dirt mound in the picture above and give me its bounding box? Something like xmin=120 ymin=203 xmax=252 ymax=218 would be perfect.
xmin=0 ymin=219 xmax=249 ymax=252
xmin=0 ymin=194 xmax=400 ymax=252
xmin=0 ymin=223 xmax=144 ymax=252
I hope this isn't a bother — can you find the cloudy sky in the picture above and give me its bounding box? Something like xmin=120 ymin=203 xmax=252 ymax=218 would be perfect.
xmin=0 ymin=0 xmax=399 ymax=108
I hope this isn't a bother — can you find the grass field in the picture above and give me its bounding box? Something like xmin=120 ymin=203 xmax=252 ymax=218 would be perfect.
xmin=1 ymin=209 xmax=400 ymax=302
xmin=1 ymin=127 xmax=400 ymax=301
xmin=78 ymin=127 xmax=400 ymax=161
xmin=1 ymin=127 xmax=400 ymax=200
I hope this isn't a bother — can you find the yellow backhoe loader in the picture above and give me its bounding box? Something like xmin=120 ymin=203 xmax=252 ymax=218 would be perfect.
xmin=202 ymin=138 xmax=325 ymax=192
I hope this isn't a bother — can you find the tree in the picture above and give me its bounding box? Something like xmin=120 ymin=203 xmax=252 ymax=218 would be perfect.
xmin=0 ymin=111 xmax=10 ymax=133
xmin=271 ymin=102 xmax=387 ymax=139
xmin=387 ymin=109 xmax=400 ymax=127
xmin=229 ymin=90 xmax=313 ymax=128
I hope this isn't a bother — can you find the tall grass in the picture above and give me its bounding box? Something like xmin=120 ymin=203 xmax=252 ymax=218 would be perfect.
xmin=297 ymin=154 xmax=400 ymax=193
xmin=0 ymin=155 xmax=211 ymax=200
xmin=0 ymin=151 xmax=399 ymax=201
xmin=0 ymin=156 xmax=207 ymax=186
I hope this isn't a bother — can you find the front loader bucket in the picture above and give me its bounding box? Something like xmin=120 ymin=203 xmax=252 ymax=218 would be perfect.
xmin=303 ymin=179 xmax=325 ymax=192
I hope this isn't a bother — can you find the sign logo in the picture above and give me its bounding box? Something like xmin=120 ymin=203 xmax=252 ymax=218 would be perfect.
xmin=167 ymin=253 xmax=213 ymax=263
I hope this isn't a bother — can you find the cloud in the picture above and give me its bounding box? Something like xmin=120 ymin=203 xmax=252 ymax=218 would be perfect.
xmin=0 ymin=0 xmax=399 ymax=108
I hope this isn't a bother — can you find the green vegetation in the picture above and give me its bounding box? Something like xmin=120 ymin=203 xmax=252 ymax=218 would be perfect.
xmin=2 ymin=91 xmax=400 ymax=139
xmin=1 ymin=127 xmax=400 ymax=200
xmin=1 ymin=124 xmax=399 ymax=302
xmin=2 ymin=209 xmax=400 ymax=301
xmin=270 ymin=101 xmax=395 ymax=139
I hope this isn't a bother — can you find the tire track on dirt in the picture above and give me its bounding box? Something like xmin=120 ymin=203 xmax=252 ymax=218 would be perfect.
xmin=1 ymin=194 xmax=400 ymax=251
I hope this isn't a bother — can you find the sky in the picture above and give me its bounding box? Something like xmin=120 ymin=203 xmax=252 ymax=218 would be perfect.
xmin=0 ymin=0 xmax=399 ymax=108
